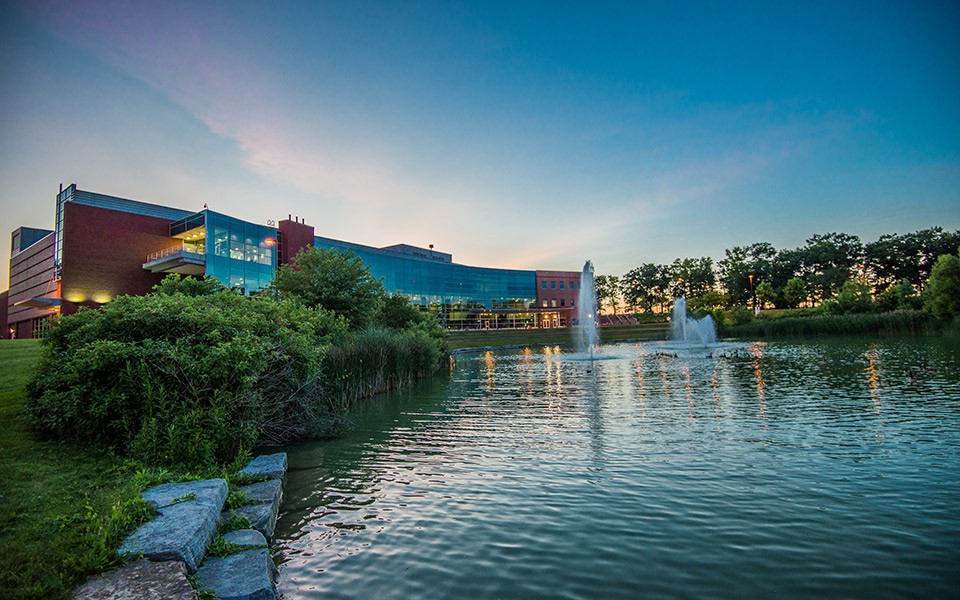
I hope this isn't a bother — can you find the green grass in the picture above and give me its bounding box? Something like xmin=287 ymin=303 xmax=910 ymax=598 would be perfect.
xmin=0 ymin=340 xmax=138 ymax=599
xmin=446 ymin=322 xmax=670 ymax=351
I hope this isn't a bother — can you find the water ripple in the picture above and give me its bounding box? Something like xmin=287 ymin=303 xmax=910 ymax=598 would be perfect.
xmin=275 ymin=338 xmax=960 ymax=600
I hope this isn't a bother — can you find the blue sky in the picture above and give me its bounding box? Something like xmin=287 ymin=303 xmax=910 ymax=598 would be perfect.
xmin=1 ymin=0 xmax=958 ymax=289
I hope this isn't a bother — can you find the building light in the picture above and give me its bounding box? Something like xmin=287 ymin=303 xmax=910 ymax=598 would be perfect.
xmin=264 ymin=237 xmax=276 ymax=247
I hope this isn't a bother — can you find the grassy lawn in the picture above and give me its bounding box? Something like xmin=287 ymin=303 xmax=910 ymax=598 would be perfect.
xmin=446 ymin=322 xmax=670 ymax=350
xmin=0 ymin=340 xmax=133 ymax=599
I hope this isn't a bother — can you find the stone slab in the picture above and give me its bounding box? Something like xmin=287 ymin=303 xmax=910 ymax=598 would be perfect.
xmin=71 ymin=559 xmax=196 ymax=600
xmin=240 ymin=479 xmax=283 ymax=506
xmin=118 ymin=479 xmax=226 ymax=573
xmin=239 ymin=453 xmax=287 ymax=479
xmin=222 ymin=479 xmax=283 ymax=540
xmin=142 ymin=479 xmax=228 ymax=510
xmin=223 ymin=528 xmax=268 ymax=547
xmin=196 ymin=548 xmax=278 ymax=600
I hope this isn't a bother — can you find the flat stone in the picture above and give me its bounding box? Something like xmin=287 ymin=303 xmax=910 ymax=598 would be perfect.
xmin=196 ymin=548 xmax=278 ymax=600
xmin=223 ymin=528 xmax=267 ymax=548
xmin=222 ymin=479 xmax=282 ymax=540
xmin=118 ymin=479 xmax=226 ymax=573
xmin=142 ymin=479 xmax=228 ymax=510
xmin=223 ymin=503 xmax=276 ymax=541
xmin=240 ymin=479 xmax=283 ymax=506
xmin=239 ymin=453 xmax=287 ymax=479
xmin=71 ymin=559 xmax=196 ymax=600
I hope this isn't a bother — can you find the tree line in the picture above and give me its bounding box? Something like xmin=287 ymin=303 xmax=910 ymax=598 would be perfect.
xmin=594 ymin=227 xmax=960 ymax=315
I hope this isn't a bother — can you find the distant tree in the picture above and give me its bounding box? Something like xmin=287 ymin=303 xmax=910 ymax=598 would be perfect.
xmin=669 ymin=257 xmax=715 ymax=301
xmin=865 ymin=227 xmax=960 ymax=293
xmin=875 ymin=279 xmax=921 ymax=312
xmin=621 ymin=263 xmax=671 ymax=313
xmin=755 ymin=281 xmax=776 ymax=308
xmin=717 ymin=243 xmax=775 ymax=305
xmin=594 ymin=275 xmax=623 ymax=314
xmin=782 ymin=277 xmax=808 ymax=308
xmin=271 ymin=246 xmax=385 ymax=329
xmin=798 ymin=232 xmax=863 ymax=303
xmin=824 ymin=280 xmax=874 ymax=315
xmin=923 ymin=252 xmax=960 ymax=320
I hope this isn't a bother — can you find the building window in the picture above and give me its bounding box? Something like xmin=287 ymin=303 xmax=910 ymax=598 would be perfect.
xmin=542 ymin=300 xmax=548 ymax=307
xmin=541 ymin=281 xmax=547 ymax=289
xmin=559 ymin=281 xmax=565 ymax=290
xmin=551 ymin=281 xmax=556 ymax=289
xmin=571 ymin=300 xmax=575 ymax=307
xmin=570 ymin=281 xmax=575 ymax=289
xmin=551 ymin=299 xmax=556 ymax=307
xmin=560 ymin=299 xmax=566 ymax=307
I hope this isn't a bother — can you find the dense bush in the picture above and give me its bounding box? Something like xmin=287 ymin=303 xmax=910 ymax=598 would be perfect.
xmin=26 ymin=273 xmax=447 ymax=468
xmin=25 ymin=282 xmax=347 ymax=466
xmin=720 ymin=310 xmax=932 ymax=338
xmin=923 ymin=252 xmax=960 ymax=320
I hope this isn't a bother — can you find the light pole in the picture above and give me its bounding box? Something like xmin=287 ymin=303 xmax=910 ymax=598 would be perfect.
xmin=748 ymin=274 xmax=755 ymax=308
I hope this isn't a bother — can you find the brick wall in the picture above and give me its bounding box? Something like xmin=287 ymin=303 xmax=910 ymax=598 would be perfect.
xmin=6 ymin=232 xmax=57 ymax=338
xmin=60 ymin=203 xmax=178 ymax=315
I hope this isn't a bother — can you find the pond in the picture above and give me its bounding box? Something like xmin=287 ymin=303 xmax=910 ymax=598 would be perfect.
xmin=275 ymin=337 xmax=960 ymax=599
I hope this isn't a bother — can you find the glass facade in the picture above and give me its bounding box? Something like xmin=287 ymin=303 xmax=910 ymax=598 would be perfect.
xmin=204 ymin=211 xmax=276 ymax=294
xmin=314 ymin=236 xmax=539 ymax=328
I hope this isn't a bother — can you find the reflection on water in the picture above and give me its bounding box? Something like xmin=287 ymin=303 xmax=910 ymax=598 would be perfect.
xmin=276 ymin=337 xmax=960 ymax=600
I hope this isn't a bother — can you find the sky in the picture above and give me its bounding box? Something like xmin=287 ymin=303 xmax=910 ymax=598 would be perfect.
xmin=1 ymin=0 xmax=958 ymax=290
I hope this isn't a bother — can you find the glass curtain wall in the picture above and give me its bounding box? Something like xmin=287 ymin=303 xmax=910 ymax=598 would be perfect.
xmin=205 ymin=211 xmax=276 ymax=295
xmin=315 ymin=236 xmax=537 ymax=329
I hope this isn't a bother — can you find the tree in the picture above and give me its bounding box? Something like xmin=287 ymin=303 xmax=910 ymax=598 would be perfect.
xmin=717 ymin=243 xmax=776 ymax=306
xmin=669 ymin=257 xmax=715 ymax=301
xmin=875 ymin=279 xmax=921 ymax=312
xmin=271 ymin=247 xmax=386 ymax=329
xmin=782 ymin=277 xmax=808 ymax=308
xmin=865 ymin=227 xmax=960 ymax=293
xmin=798 ymin=232 xmax=863 ymax=303
xmin=621 ymin=263 xmax=671 ymax=313
xmin=824 ymin=280 xmax=874 ymax=315
xmin=755 ymin=281 xmax=776 ymax=309
xmin=923 ymin=252 xmax=960 ymax=320
xmin=594 ymin=275 xmax=623 ymax=314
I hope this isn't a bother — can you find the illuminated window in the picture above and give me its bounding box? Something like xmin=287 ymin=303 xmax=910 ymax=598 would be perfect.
xmin=551 ymin=299 xmax=556 ymax=307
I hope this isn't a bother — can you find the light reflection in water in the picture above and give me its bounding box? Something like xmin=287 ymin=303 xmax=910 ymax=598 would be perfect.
xmin=864 ymin=346 xmax=882 ymax=414
xmin=749 ymin=342 xmax=767 ymax=423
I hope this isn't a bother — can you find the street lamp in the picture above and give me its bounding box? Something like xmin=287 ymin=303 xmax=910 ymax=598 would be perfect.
xmin=748 ymin=274 xmax=755 ymax=308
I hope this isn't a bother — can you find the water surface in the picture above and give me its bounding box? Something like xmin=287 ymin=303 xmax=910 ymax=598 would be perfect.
xmin=276 ymin=337 xmax=960 ymax=599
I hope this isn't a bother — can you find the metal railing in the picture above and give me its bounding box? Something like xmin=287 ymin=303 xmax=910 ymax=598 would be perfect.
xmin=145 ymin=244 xmax=204 ymax=263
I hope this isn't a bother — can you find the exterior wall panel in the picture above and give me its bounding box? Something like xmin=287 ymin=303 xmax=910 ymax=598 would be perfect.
xmin=6 ymin=232 xmax=57 ymax=337
xmin=60 ymin=203 xmax=176 ymax=315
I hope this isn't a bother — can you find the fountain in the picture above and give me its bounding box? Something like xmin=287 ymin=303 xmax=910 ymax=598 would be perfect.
xmin=575 ymin=260 xmax=599 ymax=357
xmin=669 ymin=297 xmax=717 ymax=345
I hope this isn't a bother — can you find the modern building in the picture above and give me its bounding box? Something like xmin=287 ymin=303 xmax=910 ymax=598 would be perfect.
xmin=2 ymin=184 xmax=581 ymax=338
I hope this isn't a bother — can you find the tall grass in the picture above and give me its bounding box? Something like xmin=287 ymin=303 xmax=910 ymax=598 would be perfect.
xmin=322 ymin=327 xmax=444 ymax=412
xmin=720 ymin=309 xmax=936 ymax=338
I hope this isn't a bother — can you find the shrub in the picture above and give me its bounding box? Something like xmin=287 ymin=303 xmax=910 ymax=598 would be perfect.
xmin=26 ymin=284 xmax=348 ymax=467
xmin=723 ymin=305 xmax=754 ymax=326
xmin=876 ymin=279 xmax=922 ymax=312
xmin=923 ymin=252 xmax=960 ymax=320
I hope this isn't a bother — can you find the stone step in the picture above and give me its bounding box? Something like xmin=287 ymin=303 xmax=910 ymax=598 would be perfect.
xmin=119 ymin=479 xmax=228 ymax=572
xmin=223 ymin=478 xmax=283 ymax=540
xmin=195 ymin=529 xmax=278 ymax=600
xmin=239 ymin=452 xmax=287 ymax=479
xmin=70 ymin=558 xmax=196 ymax=600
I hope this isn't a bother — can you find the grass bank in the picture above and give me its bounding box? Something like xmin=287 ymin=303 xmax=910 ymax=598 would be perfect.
xmin=446 ymin=322 xmax=670 ymax=351
xmin=0 ymin=340 xmax=136 ymax=599
xmin=719 ymin=310 xmax=947 ymax=338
